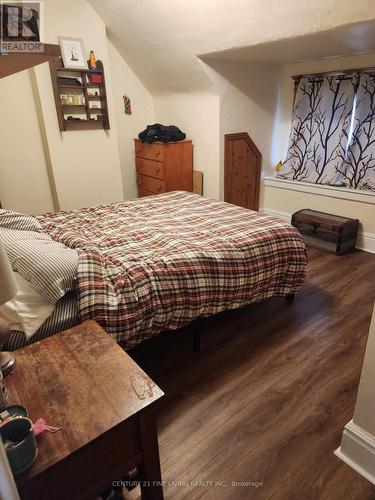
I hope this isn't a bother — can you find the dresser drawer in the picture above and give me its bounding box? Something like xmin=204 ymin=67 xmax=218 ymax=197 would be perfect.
xmin=135 ymin=141 xmax=164 ymax=161
xmin=138 ymin=175 xmax=165 ymax=194
xmin=139 ymin=189 xmax=156 ymax=198
xmin=136 ymin=158 xmax=165 ymax=180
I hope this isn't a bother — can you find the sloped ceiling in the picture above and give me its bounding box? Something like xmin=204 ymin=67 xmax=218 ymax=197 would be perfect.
xmin=202 ymin=20 xmax=375 ymax=64
xmin=88 ymin=0 xmax=375 ymax=92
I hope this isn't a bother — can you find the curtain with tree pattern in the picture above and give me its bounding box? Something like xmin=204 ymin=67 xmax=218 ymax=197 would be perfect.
xmin=337 ymin=74 xmax=375 ymax=191
xmin=277 ymin=73 xmax=375 ymax=192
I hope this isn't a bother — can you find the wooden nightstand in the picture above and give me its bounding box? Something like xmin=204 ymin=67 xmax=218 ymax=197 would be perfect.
xmin=5 ymin=320 xmax=164 ymax=500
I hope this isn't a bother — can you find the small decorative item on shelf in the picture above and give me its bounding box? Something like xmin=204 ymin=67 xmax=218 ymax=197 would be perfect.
xmin=87 ymin=89 xmax=100 ymax=97
xmin=60 ymin=92 xmax=85 ymax=106
xmin=58 ymin=36 xmax=86 ymax=70
xmin=88 ymin=50 xmax=97 ymax=70
xmin=57 ymin=76 xmax=81 ymax=87
xmin=275 ymin=160 xmax=283 ymax=173
xmin=89 ymin=73 xmax=102 ymax=84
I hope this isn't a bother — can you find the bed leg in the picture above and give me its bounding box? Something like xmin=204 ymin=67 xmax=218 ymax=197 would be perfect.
xmin=286 ymin=294 xmax=295 ymax=303
xmin=193 ymin=321 xmax=201 ymax=354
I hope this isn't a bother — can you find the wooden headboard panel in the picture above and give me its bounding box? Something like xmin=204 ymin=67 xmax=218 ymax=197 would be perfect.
xmin=0 ymin=44 xmax=60 ymax=79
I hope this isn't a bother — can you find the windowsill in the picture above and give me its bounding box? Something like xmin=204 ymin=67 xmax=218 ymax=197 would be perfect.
xmin=264 ymin=176 xmax=375 ymax=205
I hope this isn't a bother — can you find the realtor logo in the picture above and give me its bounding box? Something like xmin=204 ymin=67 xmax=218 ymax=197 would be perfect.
xmin=0 ymin=2 xmax=44 ymax=53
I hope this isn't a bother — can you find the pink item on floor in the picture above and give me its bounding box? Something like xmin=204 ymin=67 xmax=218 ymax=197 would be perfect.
xmin=33 ymin=418 xmax=61 ymax=436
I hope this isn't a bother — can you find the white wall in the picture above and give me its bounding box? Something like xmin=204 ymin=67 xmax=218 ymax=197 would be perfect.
xmin=0 ymin=71 xmax=55 ymax=214
xmin=335 ymin=303 xmax=375 ymax=485
xmin=107 ymin=40 xmax=154 ymax=200
xmin=151 ymin=61 xmax=282 ymax=203
xmin=153 ymin=92 xmax=220 ymax=199
xmin=354 ymin=304 xmax=375 ymax=436
xmin=2 ymin=0 xmax=375 ymax=221
xmin=33 ymin=0 xmax=123 ymax=211
xmin=92 ymin=0 xmax=375 ymax=207
xmin=0 ymin=0 xmax=156 ymax=213
xmin=203 ymin=59 xmax=282 ymax=203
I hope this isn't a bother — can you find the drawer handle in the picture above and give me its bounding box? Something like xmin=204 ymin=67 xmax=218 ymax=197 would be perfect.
xmin=139 ymin=181 xmax=143 ymax=187
xmin=158 ymin=185 xmax=162 ymax=192
xmin=155 ymin=168 xmax=161 ymax=175
xmin=155 ymin=150 xmax=160 ymax=156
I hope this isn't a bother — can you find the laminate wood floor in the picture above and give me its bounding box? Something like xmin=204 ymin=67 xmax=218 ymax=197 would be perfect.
xmin=130 ymin=248 xmax=375 ymax=500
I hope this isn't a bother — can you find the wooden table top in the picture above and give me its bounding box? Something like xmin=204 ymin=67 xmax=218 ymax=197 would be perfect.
xmin=6 ymin=320 xmax=164 ymax=479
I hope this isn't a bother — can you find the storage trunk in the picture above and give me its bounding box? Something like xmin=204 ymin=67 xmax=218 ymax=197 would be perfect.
xmin=291 ymin=209 xmax=359 ymax=254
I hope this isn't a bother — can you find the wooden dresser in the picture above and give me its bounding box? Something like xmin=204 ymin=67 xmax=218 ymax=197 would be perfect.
xmin=134 ymin=139 xmax=193 ymax=197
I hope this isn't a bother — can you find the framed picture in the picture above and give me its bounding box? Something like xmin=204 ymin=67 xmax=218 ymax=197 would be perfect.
xmin=58 ymin=36 xmax=86 ymax=70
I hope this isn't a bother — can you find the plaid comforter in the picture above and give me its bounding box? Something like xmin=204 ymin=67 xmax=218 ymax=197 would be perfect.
xmin=38 ymin=191 xmax=307 ymax=347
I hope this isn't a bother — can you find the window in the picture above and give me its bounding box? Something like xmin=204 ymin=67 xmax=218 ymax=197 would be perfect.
xmin=277 ymin=72 xmax=375 ymax=192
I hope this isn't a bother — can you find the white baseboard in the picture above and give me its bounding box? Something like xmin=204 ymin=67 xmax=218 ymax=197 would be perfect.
xmin=356 ymin=232 xmax=375 ymax=254
xmin=335 ymin=420 xmax=375 ymax=486
xmin=263 ymin=208 xmax=375 ymax=254
xmin=263 ymin=208 xmax=291 ymax=223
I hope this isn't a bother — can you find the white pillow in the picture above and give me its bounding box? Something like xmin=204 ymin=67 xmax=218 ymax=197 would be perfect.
xmin=0 ymin=227 xmax=78 ymax=303
xmin=0 ymin=273 xmax=54 ymax=340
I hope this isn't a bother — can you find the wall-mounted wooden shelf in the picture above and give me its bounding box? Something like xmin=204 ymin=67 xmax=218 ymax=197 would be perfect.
xmin=49 ymin=57 xmax=110 ymax=131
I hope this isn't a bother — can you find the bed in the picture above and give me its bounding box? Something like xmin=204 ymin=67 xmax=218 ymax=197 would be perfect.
xmin=2 ymin=191 xmax=307 ymax=350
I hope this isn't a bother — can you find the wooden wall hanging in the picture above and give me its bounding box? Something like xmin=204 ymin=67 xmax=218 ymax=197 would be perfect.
xmin=0 ymin=44 xmax=60 ymax=79
xmin=49 ymin=57 xmax=110 ymax=131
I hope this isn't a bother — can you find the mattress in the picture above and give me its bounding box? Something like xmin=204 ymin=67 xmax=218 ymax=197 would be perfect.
xmin=6 ymin=292 xmax=79 ymax=351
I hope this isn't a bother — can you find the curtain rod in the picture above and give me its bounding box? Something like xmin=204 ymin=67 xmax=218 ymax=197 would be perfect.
xmin=292 ymin=66 xmax=375 ymax=81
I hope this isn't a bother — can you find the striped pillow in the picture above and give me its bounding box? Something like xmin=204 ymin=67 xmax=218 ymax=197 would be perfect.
xmin=0 ymin=209 xmax=41 ymax=231
xmin=0 ymin=228 xmax=79 ymax=303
